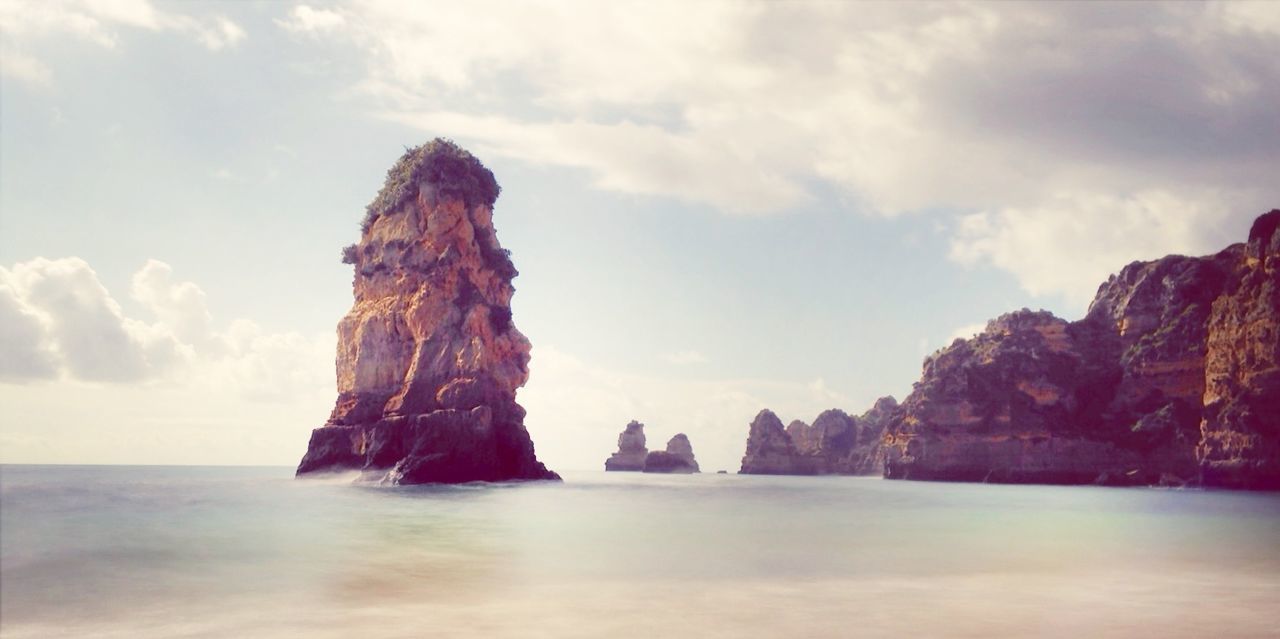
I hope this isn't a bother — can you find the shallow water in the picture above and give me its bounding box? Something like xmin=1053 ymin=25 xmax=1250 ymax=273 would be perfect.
xmin=2 ymin=465 xmax=1279 ymax=638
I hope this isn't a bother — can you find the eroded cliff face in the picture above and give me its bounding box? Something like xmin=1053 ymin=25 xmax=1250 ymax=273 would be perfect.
xmin=1200 ymin=211 xmax=1280 ymax=489
xmin=883 ymin=210 xmax=1280 ymax=488
xmin=605 ymin=421 xmax=648 ymax=471
xmin=739 ymin=402 xmax=894 ymax=475
xmin=296 ymin=140 xmax=558 ymax=484
xmin=740 ymin=410 xmax=810 ymax=474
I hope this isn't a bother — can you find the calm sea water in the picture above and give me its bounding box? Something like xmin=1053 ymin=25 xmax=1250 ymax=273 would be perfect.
xmin=2 ymin=465 xmax=1279 ymax=638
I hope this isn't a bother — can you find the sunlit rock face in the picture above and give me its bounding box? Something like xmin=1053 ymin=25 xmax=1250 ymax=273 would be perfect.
xmin=1200 ymin=211 xmax=1280 ymax=489
xmin=296 ymin=139 xmax=558 ymax=484
xmin=643 ymin=434 xmax=700 ymax=473
xmin=853 ymin=396 xmax=899 ymax=474
xmin=884 ymin=210 xmax=1280 ymax=489
xmin=739 ymin=403 xmax=893 ymax=476
xmin=605 ymin=421 xmax=648 ymax=472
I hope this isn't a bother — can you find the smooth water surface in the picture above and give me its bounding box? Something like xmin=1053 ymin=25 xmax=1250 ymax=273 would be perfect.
xmin=3 ymin=465 xmax=1279 ymax=638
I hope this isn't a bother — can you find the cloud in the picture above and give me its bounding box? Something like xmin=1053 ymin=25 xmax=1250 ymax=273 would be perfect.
xmin=276 ymin=5 xmax=346 ymax=35
xmin=288 ymin=0 xmax=1278 ymax=297
xmin=949 ymin=190 xmax=1239 ymax=304
xmin=130 ymin=259 xmax=214 ymax=345
xmin=0 ymin=49 xmax=52 ymax=87
xmin=661 ymin=350 xmax=708 ymax=365
xmin=186 ymin=16 xmax=246 ymax=50
xmin=0 ymin=279 xmax=59 ymax=382
xmin=0 ymin=0 xmax=245 ymax=85
xmin=0 ymin=257 xmax=331 ymax=399
xmin=1 ymin=258 xmax=187 ymax=382
xmin=381 ymin=111 xmax=810 ymax=213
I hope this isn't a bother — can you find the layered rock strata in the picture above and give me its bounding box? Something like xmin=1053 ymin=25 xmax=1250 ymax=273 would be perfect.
xmin=643 ymin=434 xmax=700 ymax=473
xmin=883 ymin=210 xmax=1280 ymax=489
xmin=1200 ymin=211 xmax=1280 ymax=489
xmin=296 ymin=139 xmax=558 ymax=484
xmin=605 ymin=421 xmax=648 ymax=471
xmin=739 ymin=400 xmax=895 ymax=475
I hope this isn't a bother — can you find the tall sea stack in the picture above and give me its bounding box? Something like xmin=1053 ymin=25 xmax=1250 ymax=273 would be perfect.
xmin=296 ymin=139 xmax=558 ymax=484
xmin=604 ymin=420 xmax=648 ymax=471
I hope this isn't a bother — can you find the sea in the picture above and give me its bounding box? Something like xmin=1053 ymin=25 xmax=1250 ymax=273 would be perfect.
xmin=2 ymin=465 xmax=1278 ymax=638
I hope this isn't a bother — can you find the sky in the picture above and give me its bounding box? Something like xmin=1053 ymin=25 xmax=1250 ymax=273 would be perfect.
xmin=1 ymin=0 xmax=1278 ymax=472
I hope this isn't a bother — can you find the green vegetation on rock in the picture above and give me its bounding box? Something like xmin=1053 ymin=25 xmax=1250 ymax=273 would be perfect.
xmin=361 ymin=138 xmax=501 ymax=232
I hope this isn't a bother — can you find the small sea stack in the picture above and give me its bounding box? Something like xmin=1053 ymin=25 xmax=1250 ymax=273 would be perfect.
xmin=605 ymin=420 xmax=648 ymax=471
xmin=643 ymin=434 xmax=700 ymax=474
xmin=738 ymin=403 xmax=894 ymax=476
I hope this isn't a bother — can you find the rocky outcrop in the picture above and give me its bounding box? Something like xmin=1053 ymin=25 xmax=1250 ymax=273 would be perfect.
xmin=643 ymin=433 xmax=700 ymax=473
xmin=883 ymin=210 xmax=1280 ymax=489
xmin=296 ymin=139 xmax=558 ymax=484
xmin=740 ymin=410 xmax=813 ymax=474
xmin=1200 ymin=211 xmax=1280 ymax=489
xmin=853 ymin=396 xmax=899 ymax=474
xmin=738 ymin=402 xmax=894 ymax=475
xmin=605 ymin=421 xmax=648 ymax=471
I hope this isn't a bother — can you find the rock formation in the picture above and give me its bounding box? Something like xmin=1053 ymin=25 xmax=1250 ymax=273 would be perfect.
xmin=853 ymin=396 xmax=899 ymax=474
xmin=1200 ymin=211 xmax=1280 ymax=489
xmin=739 ymin=402 xmax=894 ymax=475
xmin=605 ymin=420 xmax=648 ymax=471
xmin=643 ymin=433 xmax=700 ymax=473
xmin=740 ymin=409 xmax=813 ymax=474
xmin=295 ymin=139 xmax=558 ymax=484
xmin=883 ymin=210 xmax=1280 ymax=489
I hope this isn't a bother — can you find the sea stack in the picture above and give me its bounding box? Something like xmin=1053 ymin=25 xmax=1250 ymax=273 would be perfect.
xmin=739 ymin=409 xmax=815 ymax=475
xmin=605 ymin=420 xmax=648 ymax=471
xmin=643 ymin=434 xmax=700 ymax=473
xmin=883 ymin=210 xmax=1280 ymax=489
xmin=295 ymin=139 xmax=558 ymax=484
xmin=738 ymin=402 xmax=895 ymax=475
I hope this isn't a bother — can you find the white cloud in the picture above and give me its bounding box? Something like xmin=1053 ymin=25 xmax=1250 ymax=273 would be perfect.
xmin=1215 ymin=1 xmax=1280 ymax=35
xmin=660 ymin=350 xmax=708 ymax=365
xmin=0 ymin=0 xmax=245 ymax=85
xmin=1 ymin=258 xmax=188 ymax=382
xmin=289 ymin=0 xmax=1278 ymax=297
xmin=0 ymin=49 xmax=52 ymax=87
xmin=186 ymin=15 xmax=246 ymax=50
xmin=0 ymin=257 xmax=331 ymax=396
xmin=130 ymin=259 xmax=214 ymax=345
xmin=949 ymin=190 xmax=1238 ymax=304
xmin=0 ymin=279 xmax=59 ymax=381
xmin=0 ymin=258 xmax=334 ymax=465
xmin=276 ymin=5 xmax=346 ymax=34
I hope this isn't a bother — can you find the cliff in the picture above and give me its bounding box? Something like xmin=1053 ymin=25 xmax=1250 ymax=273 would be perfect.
xmin=643 ymin=433 xmax=700 ymax=473
xmin=1200 ymin=211 xmax=1280 ymax=489
xmin=739 ymin=401 xmax=894 ymax=475
xmin=605 ymin=421 xmax=648 ymax=471
xmin=295 ymin=139 xmax=558 ymax=484
xmin=740 ymin=410 xmax=813 ymax=475
xmin=883 ymin=210 xmax=1280 ymax=489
